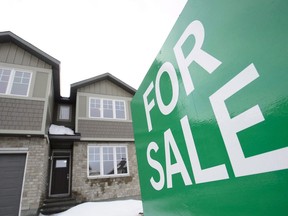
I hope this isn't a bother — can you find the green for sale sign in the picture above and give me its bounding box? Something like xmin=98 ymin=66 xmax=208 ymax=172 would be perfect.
xmin=131 ymin=0 xmax=288 ymax=215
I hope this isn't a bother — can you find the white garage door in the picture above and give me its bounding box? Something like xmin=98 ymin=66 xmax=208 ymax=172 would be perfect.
xmin=0 ymin=153 xmax=26 ymax=216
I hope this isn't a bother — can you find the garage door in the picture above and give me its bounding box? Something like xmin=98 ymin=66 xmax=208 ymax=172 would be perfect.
xmin=0 ymin=154 xmax=27 ymax=216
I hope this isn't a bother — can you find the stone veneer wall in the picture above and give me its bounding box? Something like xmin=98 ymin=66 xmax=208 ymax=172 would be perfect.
xmin=72 ymin=141 xmax=141 ymax=202
xmin=0 ymin=137 xmax=49 ymax=216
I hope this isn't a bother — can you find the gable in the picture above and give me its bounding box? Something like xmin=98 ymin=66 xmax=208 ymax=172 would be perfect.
xmin=77 ymin=79 xmax=134 ymax=97
xmin=0 ymin=42 xmax=52 ymax=69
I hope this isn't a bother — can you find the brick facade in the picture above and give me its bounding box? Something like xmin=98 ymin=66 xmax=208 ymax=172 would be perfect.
xmin=71 ymin=141 xmax=140 ymax=202
xmin=0 ymin=137 xmax=49 ymax=216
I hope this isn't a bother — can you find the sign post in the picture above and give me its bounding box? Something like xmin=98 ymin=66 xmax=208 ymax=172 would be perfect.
xmin=131 ymin=1 xmax=288 ymax=215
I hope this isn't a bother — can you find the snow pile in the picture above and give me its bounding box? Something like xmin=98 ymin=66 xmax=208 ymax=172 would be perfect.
xmin=52 ymin=200 xmax=143 ymax=216
xmin=49 ymin=124 xmax=74 ymax=135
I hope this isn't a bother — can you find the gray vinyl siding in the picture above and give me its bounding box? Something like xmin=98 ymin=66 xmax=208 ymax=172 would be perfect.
xmin=0 ymin=62 xmax=52 ymax=100
xmin=126 ymin=100 xmax=132 ymax=120
xmin=78 ymin=119 xmax=134 ymax=139
xmin=32 ymin=72 xmax=49 ymax=98
xmin=45 ymin=73 xmax=54 ymax=133
xmin=0 ymin=97 xmax=45 ymax=132
xmin=0 ymin=63 xmax=52 ymax=100
xmin=78 ymin=95 xmax=87 ymax=118
xmin=75 ymin=79 xmax=134 ymax=139
xmin=76 ymin=93 xmax=133 ymax=121
xmin=77 ymin=79 xmax=133 ymax=97
xmin=0 ymin=42 xmax=51 ymax=69
xmin=76 ymin=92 xmax=134 ymax=139
xmin=0 ymin=42 xmax=53 ymax=100
xmin=0 ymin=42 xmax=54 ymax=134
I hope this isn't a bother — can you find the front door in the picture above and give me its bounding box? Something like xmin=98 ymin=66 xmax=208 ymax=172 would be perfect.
xmin=49 ymin=151 xmax=71 ymax=196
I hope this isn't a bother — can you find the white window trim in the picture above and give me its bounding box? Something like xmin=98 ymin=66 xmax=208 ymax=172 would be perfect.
xmin=89 ymin=97 xmax=126 ymax=120
xmin=0 ymin=67 xmax=32 ymax=97
xmin=87 ymin=145 xmax=129 ymax=179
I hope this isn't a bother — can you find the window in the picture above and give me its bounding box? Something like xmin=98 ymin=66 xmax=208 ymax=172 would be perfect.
xmin=115 ymin=100 xmax=125 ymax=119
xmin=0 ymin=68 xmax=11 ymax=94
xmin=90 ymin=98 xmax=101 ymax=118
xmin=103 ymin=99 xmax=113 ymax=118
xmin=88 ymin=145 xmax=129 ymax=178
xmin=89 ymin=98 xmax=126 ymax=120
xmin=0 ymin=67 xmax=32 ymax=96
xmin=58 ymin=105 xmax=71 ymax=121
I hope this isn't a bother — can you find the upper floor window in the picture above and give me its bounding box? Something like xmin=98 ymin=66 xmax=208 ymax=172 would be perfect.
xmin=0 ymin=67 xmax=32 ymax=97
xmin=58 ymin=105 xmax=71 ymax=121
xmin=89 ymin=97 xmax=126 ymax=120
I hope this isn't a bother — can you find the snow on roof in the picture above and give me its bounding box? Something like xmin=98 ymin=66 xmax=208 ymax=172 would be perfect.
xmin=49 ymin=124 xmax=75 ymax=135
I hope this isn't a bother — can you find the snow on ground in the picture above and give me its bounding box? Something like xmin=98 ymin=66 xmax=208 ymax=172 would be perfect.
xmin=42 ymin=200 xmax=143 ymax=216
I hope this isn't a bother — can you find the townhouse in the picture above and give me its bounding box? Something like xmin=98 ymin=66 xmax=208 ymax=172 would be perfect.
xmin=0 ymin=31 xmax=140 ymax=216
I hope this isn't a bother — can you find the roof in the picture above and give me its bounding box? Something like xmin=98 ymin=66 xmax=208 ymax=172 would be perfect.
xmin=0 ymin=31 xmax=62 ymax=100
xmin=70 ymin=72 xmax=136 ymax=101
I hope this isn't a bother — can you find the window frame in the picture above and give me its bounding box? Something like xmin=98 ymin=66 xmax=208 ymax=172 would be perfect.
xmin=57 ymin=104 xmax=71 ymax=121
xmin=89 ymin=97 xmax=126 ymax=120
xmin=87 ymin=145 xmax=129 ymax=179
xmin=0 ymin=67 xmax=32 ymax=97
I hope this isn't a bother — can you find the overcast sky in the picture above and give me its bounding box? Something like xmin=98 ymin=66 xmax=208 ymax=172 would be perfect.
xmin=1 ymin=0 xmax=187 ymax=96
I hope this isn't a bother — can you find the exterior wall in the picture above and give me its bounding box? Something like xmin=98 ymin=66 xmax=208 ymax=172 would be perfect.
xmin=0 ymin=137 xmax=49 ymax=216
xmin=45 ymin=76 xmax=54 ymax=133
xmin=0 ymin=42 xmax=52 ymax=69
xmin=0 ymin=98 xmax=44 ymax=131
xmin=0 ymin=42 xmax=53 ymax=135
xmin=52 ymin=102 xmax=75 ymax=129
xmin=78 ymin=119 xmax=133 ymax=139
xmin=72 ymin=77 xmax=140 ymax=201
xmin=71 ymin=141 xmax=140 ymax=202
xmin=33 ymin=72 xmax=50 ymax=98
xmin=77 ymin=79 xmax=133 ymax=97
xmin=75 ymin=93 xmax=133 ymax=139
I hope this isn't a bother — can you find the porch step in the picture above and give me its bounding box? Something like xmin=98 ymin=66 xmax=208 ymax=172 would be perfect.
xmin=39 ymin=197 xmax=80 ymax=215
